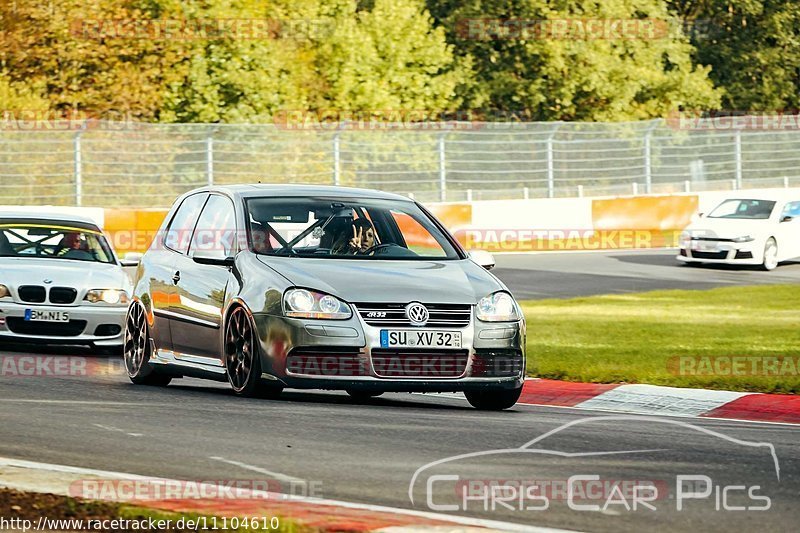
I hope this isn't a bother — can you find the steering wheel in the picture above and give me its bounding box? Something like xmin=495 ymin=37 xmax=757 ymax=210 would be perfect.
xmin=360 ymin=243 xmax=395 ymax=256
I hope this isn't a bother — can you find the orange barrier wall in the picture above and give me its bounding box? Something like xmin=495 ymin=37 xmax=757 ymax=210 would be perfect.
xmin=591 ymin=195 xmax=698 ymax=248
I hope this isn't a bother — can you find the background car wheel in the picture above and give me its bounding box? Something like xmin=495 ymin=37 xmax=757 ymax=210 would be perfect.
xmin=225 ymin=306 xmax=263 ymax=397
xmin=762 ymin=238 xmax=778 ymax=271
xmin=464 ymin=386 xmax=522 ymax=410
xmin=346 ymin=390 xmax=384 ymax=401
xmin=124 ymin=303 xmax=171 ymax=386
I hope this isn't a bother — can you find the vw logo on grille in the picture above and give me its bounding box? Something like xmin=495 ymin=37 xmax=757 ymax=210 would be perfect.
xmin=405 ymin=302 xmax=429 ymax=326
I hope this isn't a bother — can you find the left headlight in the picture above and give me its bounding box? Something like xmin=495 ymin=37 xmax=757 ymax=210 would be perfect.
xmin=732 ymin=235 xmax=754 ymax=243
xmin=477 ymin=291 xmax=519 ymax=322
xmin=84 ymin=289 xmax=129 ymax=305
xmin=283 ymin=288 xmax=352 ymax=320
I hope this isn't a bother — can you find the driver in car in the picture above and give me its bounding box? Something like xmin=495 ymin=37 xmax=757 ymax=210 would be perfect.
xmin=332 ymin=218 xmax=377 ymax=255
xmin=57 ymin=231 xmax=85 ymax=255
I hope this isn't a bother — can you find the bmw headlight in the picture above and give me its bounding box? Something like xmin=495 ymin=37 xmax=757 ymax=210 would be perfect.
xmin=679 ymin=232 xmax=691 ymax=247
xmin=732 ymin=235 xmax=754 ymax=243
xmin=283 ymin=288 xmax=352 ymax=319
xmin=0 ymin=284 xmax=9 ymax=299
xmin=477 ymin=291 xmax=519 ymax=322
xmin=84 ymin=289 xmax=129 ymax=305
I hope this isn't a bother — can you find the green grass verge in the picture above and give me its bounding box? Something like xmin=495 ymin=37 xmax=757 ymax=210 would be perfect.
xmin=521 ymin=284 xmax=800 ymax=393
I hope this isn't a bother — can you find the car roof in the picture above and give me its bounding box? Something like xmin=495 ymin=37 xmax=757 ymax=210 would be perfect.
xmin=191 ymin=184 xmax=414 ymax=202
xmin=0 ymin=211 xmax=101 ymax=229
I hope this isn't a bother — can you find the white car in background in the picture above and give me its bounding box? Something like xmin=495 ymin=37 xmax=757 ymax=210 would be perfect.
xmin=0 ymin=212 xmax=135 ymax=354
xmin=678 ymin=195 xmax=800 ymax=270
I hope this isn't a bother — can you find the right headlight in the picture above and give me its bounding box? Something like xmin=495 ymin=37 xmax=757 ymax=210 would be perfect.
xmin=283 ymin=288 xmax=352 ymax=320
xmin=477 ymin=291 xmax=519 ymax=322
xmin=0 ymin=284 xmax=9 ymax=298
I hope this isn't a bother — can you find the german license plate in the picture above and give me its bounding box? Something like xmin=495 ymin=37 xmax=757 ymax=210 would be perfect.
xmin=24 ymin=309 xmax=69 ymax=322
xmin=380 ymin=330 xmax=462 ymax=349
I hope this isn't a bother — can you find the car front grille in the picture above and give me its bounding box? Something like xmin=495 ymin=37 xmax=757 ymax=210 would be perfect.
xmin=18 ymin=285 xmax=46 ymax=303
xmin=6 ymin=318 xmax=87 ymax=337
xmin=355 ymin=303 xmax=471 ymax=328
xmin=371 ymin=349 xmax=469 ymax=378
xmin=49 ymin=287 xmax=77 ymax=304
xmin=690 ymin=251 xmax=728 ymax=260
xmin=286 ymin=347 xmax=366 ymax=377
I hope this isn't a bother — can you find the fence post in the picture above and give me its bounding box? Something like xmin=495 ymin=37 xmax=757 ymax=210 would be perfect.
xmin=644 ymin=122 xmax=657 ymax=194
xmin=734 ymin=129 xmax=743 ymax=189
xmin=438 ymin=133 xmax=447 ymax=202
xmin=632 ymin=182 xmax=638 ymax=195
xmin=206 ymin=135 xmax=214 ymax=186
xmin=577 ymin=185 xmax=584 ymax=197
xmin=546 ymin=125 xmax=561 ymax=199
xmin=74 ymin=130 xmax=83 ymax=207
xmin=684 ymin=180 xmax=691 ymax=193
xmin=523 ymin=187 xmax=529 ymax=200
xmin=333 ymin=130 xmax=341 ymax=186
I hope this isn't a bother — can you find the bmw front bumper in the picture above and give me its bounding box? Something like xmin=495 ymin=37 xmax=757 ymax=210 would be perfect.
xmin=0 ymin=301 xmax=126 ymax=347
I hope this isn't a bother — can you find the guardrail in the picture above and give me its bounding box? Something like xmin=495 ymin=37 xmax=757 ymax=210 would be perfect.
xmin=2 ymin=118 xmax=800 ymax=207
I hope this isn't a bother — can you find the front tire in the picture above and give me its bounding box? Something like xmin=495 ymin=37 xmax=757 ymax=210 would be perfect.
xmin=465 ymin=386 xmax=522 ymax=410
xmin=762 ymin=238 xmax=779 ymax=271
xmin=124 ymin=303 xmax=171 ymax=386
xmin=224 ymin=306 xmax=263 ymax=397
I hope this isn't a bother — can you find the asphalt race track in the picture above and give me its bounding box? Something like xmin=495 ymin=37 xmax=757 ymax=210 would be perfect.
xmin=1 ymin=249 xmax=799 ymax=532
xmin=494 ymin=249 xmax=800 ymax=299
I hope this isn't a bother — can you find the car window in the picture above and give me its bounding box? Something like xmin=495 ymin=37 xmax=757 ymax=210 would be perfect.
xmin=708 ymin=199 xmax=776 ymax=220
xmin=245 ymin=197 xmax=459 ymax=260
xmin=189 ymin=195 xmax=237 ymax=259
xmin=0 ymin=223 xmax=115 ymax=263
xmin=164 ymin=193 xmax=208 ymax=254
xmin=780 ymin=201 xmax=800 ymax=218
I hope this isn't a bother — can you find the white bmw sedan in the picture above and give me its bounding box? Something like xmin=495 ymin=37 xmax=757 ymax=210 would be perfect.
xmin=0 ymin=212 xmax=133 ymax=353
xmin=677 ymin=196 xmax=800 ymax=270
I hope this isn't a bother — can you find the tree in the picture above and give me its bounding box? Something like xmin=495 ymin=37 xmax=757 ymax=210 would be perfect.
xmin=668 ymin=0 xmax=800 ymax=112
xmin=426 ymin=0 xmax=722 ymax=121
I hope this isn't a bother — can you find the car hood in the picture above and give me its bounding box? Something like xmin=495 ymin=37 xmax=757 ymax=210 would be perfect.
xmin=0 ymin=257 xmax=129 ymax=291
xmin=256 ymin=256 xmax=506 ymax=304
xmin=684 ymin=217 xmax=772 ymax=239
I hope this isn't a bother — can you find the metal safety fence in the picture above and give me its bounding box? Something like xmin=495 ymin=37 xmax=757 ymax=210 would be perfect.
xmin=2 ymin=117 xmax=800 ymax=207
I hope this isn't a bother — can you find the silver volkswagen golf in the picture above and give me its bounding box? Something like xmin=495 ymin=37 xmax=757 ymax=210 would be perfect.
xmin=126 ymin=185 xmax=526 ymax=409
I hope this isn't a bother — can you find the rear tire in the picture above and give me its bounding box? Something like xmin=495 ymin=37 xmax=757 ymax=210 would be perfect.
xmin=124 ymin=303 xmax=171 ymax=386
xmin=346 ymin=390 xmax=384 ymax=401
xmin=762 ymin=238 xmax=778 ymax=271
xmin=465 ymin=386 xmax=522 ymax=410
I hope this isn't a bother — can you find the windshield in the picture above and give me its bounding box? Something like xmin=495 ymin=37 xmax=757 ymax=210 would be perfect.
xmin=0 ymin=223 xmax=116 ymax=263
xmin=245 ymin=197 xmax=460 ymax=260
xmin=707 ymin=199 xmax=776 ymax=220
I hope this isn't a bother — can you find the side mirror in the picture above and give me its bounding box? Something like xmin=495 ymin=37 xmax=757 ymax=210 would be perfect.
xmin=192 ymin=250 xmax=235 ymax=267
xmin=697 ymin=212 xmax=704 ymax=218
xmin=120 ymin=252 xmax=142 ymax=267
xmin=780 ymin=215 xmax=794 ymax=223
xmin=468 ymin=250 xmax=496 ymax=271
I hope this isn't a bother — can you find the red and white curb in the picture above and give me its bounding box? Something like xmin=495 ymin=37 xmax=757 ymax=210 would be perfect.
xmin=518 ymin=379 xmax=800 ymax=424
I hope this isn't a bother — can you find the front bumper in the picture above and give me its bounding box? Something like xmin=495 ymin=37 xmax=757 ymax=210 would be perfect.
xmin=677 ymin=241 xmax=762 ymax=265
xmin=0 ymin=301 xmax=126 ymax=346
xmin=252 ymin=307 xmax=526 ymax=392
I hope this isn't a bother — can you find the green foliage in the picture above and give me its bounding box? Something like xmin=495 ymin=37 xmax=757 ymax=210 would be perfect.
xmin=426 ymin=0 xmax=722 ymax=121
xmin=668 ymin=0 xmax=800 ymax=112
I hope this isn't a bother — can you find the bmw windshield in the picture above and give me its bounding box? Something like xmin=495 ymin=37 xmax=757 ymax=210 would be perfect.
xmin=0 ymin=222 xmax=116 ymax=263
xmin=246 ymin=197 xmax=461 ymax=260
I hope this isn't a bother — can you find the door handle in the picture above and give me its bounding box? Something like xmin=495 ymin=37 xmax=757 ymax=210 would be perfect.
xmin=172 ymin=271 xmax=181 ymax=284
